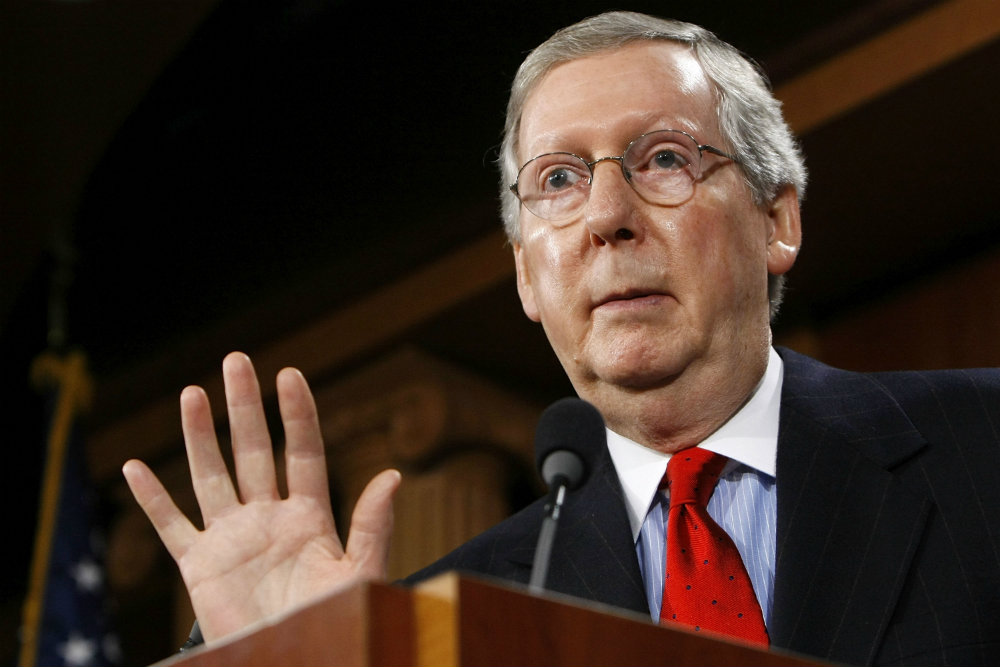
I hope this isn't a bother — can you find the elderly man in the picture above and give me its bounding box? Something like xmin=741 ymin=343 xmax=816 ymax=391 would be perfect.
xmin=124 ymin=12 xmax=1000 ymax=666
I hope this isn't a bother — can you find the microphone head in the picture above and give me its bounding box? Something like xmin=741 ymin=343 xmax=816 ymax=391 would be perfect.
xmin=534 ymin=397 xmax=606 ymax=490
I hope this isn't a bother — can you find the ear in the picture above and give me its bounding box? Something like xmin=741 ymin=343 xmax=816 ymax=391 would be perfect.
xmin=765 ymin=185 xmax=802 ymax=276
xmin=512 ymin=242 xmax=541 ymax=322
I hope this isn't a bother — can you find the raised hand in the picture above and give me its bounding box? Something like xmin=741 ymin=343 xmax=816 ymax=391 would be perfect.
xmin=122 ymin=352 xmax=401 ymax=642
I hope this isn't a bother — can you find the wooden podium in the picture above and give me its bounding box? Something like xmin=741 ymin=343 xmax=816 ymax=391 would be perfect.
xmin=157 ymin=573 xmax=823 ymax=666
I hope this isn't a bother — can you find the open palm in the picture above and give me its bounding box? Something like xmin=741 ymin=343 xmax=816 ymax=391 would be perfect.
xmin=123 ymin=352 xmax=400 ymax=642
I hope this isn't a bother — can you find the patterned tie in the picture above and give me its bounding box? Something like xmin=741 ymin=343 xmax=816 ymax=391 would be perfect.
xmin=659 ymin=447 xmax=769 ymax=646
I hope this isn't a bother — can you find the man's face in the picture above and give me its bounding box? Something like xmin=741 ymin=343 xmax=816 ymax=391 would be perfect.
xmin=512 ymin=42 xmax=799 ymax=430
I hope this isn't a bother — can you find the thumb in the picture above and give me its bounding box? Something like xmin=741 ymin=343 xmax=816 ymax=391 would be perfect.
xmin=344 ymin=468 xmax=402 ymax=580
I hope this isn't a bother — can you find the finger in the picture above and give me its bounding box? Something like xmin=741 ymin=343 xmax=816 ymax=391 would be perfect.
xmin=223 ymin=352 xmax=279 ymax=502
xmin=123 ymin=459 xmax=199 ymax=562
xmin=344 ymin=469 xmax=402 ymax=580
xmin=180 ymin=384 xmax=240 ymax=521
xmin=278 ymin=367 xmax=332 ymax=508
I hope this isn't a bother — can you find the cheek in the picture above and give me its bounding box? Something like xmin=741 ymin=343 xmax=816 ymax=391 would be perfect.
xmin=672 ymin=202 xmax=769 ymax=305
xmin=520 ymin=230 xmax=590 ymax=331
xmin=717 ymin=214 xmax=772 ymax=311
xmin=690 ymin=175 xmax=771 ymax=258
xmin=523 ymin=227 xmax=583 ymax=294
xmin=666 ymin=208 xmax=731 ymax=275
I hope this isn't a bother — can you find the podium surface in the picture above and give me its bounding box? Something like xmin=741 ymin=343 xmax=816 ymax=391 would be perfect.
xmin=160 ymin=572 xmax=825 ymax=666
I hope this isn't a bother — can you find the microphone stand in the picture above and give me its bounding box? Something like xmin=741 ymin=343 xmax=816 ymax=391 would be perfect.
xmin=529 ymin=474 xmax=569 ymax=593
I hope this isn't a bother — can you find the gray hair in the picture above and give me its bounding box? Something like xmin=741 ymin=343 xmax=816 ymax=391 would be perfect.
xmin=499 ymin=11 xmax=807 ymax=316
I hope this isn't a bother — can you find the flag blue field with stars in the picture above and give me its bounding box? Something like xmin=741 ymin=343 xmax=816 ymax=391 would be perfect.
xmin=19 ymin=351 xmax=121 ymax=667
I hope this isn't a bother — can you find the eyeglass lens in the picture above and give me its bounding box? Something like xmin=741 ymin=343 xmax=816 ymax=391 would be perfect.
xmin=515 ymin=130 xmax=705 ymax=222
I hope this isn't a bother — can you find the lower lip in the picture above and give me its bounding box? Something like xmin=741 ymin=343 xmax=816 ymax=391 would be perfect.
xmin=594 ymin=294 xmax=669 ymax=313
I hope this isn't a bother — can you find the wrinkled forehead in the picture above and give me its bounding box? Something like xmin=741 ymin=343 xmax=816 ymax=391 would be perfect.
xmin=517 ymin=42 xmax=720 ymax=161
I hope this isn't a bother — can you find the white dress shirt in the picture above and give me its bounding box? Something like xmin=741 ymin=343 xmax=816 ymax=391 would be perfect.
xmin=606 ymin=346 xmax=783 ymax=624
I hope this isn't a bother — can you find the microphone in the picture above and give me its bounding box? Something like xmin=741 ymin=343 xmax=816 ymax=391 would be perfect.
xmin=528 ymin=397 xmax=606 ymax=593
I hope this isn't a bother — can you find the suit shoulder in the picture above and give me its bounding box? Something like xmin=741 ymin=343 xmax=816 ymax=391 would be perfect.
xmin=867 ymin=367 xmax=1000 ymax=442
xmin=868 ymin=365 xmax=1000 ymax=397
xmin=778 ymin=346 xmax=1000 ymax=450
xmin=777 ymin=346 xmax=1000 ymax=400
xmin=402 ymin=496 xmax=546 ymax=586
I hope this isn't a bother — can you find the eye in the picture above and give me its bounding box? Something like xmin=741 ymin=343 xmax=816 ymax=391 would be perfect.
xmin=624 ymin=131 xmax=699 ymax=177
xmin=537 ymin=162 xmax=588 ymax=193
xmin=654 ymin=150 xmax=681 ymax=169
xmin=647 ymin=148 xmax=690 ymax=172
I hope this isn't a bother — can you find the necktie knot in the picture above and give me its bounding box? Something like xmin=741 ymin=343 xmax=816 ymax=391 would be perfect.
xmin=664 ymin=447 xmax=727 ymax=509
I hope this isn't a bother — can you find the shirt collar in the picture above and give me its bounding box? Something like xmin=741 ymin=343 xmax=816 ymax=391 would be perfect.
xmin=606 ymin=346 xmax=784 ymax=540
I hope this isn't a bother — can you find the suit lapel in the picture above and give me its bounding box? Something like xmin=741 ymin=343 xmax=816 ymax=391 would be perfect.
xmin=504 ymin=449 xmax=650 ymax=616
xmin=771 ymin=349 xmax=931 ymax=665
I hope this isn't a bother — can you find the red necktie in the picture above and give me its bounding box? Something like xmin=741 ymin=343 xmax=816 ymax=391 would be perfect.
xmin=659 ymin=447 xmax=769 ymax=646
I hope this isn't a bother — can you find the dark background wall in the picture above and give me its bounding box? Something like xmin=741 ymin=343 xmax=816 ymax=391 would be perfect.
xmin=3 ymin=1 xmax=997 ymax=664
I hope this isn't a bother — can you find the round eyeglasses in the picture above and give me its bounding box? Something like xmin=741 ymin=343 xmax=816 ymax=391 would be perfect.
xmin=509 ymin=129 xmax=739 ymax=222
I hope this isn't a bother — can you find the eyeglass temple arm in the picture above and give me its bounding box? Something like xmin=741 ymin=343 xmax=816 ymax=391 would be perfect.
xmin=699 ymin=144 xmax=739 ymax=163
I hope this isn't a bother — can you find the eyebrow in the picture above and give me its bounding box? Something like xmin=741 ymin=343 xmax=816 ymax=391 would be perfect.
xmin=521 ymin=116 xmax=704 ymax=161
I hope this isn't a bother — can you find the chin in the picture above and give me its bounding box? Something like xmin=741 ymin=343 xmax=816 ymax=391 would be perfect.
xmin=590 ymin=352 xmax=687 ymax=391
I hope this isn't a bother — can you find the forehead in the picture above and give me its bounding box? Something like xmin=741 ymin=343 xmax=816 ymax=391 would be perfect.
xmin=518 ymin=42 xmax=718 ymax=159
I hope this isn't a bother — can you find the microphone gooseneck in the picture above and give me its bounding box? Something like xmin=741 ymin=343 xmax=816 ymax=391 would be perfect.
xmin=528 ymin=397 xmax=606 ymax=593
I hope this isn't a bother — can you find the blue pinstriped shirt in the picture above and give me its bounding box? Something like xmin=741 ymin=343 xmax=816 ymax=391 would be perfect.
xmin=606 ymin=347 xmax=782 ymax=627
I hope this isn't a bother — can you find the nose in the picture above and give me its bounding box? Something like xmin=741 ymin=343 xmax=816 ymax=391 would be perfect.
xmin=582 ymin=158 xmax=642 ymax=247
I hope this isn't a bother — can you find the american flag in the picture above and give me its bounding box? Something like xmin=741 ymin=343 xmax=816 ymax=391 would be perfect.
xmin=19 ymin=352 xmax=120 ymax=667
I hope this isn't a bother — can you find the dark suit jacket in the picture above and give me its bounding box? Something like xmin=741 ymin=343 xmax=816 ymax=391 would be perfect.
xmin=405 ymin=348 xmax=1000 ymax=665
